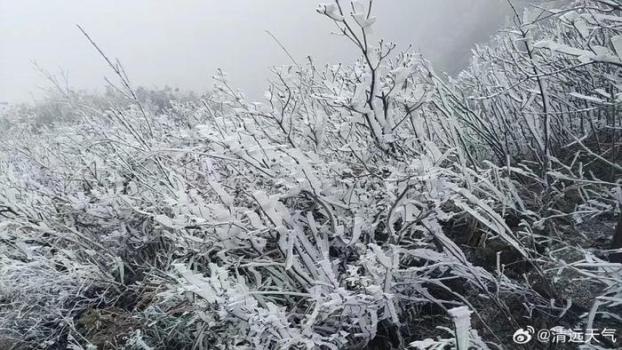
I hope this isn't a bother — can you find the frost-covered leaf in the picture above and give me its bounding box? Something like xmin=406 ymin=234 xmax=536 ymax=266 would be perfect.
xmin=612 ymin=35 xmax=622 ymax=58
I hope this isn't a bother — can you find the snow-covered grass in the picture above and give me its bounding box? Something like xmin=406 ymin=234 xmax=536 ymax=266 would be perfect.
xmin=0 ymin=1 xmax=621 ymax=349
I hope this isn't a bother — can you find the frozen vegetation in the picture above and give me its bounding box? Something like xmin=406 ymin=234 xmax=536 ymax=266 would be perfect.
xmin=0 ymin=1 xmax=621 ymax=349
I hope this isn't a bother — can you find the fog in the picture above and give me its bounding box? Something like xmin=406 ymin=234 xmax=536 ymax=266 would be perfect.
xmin=0 ymin=0 xmax=520 ymax=103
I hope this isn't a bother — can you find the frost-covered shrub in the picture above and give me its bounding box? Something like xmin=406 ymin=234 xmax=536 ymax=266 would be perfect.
xmin=0 ymin=1 xmax=621 ymax=349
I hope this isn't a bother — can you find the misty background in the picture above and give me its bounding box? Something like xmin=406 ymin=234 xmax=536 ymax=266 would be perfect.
xmin=0 ymin=0 xmax=526 ymax=104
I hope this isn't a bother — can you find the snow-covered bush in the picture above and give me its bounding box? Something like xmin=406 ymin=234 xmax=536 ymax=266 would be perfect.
xmin=0 ymin=1 xmax=620 ymax=349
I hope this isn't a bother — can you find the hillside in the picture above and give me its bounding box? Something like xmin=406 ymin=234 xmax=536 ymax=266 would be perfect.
xmin=0 ymin=1 xmax=621 ymax=349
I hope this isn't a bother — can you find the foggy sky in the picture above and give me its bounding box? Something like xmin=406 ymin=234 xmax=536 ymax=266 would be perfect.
xmin=0 ymin=1 xmax=517 ymax=104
